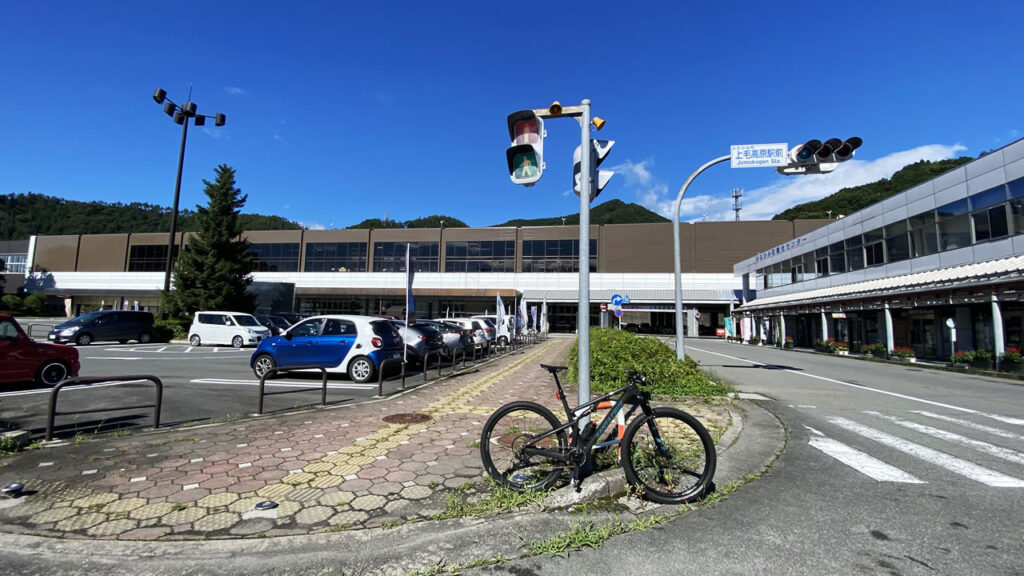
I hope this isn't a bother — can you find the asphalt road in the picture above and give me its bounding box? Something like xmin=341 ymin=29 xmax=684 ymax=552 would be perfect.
xmin=0 ymin=336 xmax=443 ymax=440
xmin=470 ymin=339 xmax=1024 ymax=575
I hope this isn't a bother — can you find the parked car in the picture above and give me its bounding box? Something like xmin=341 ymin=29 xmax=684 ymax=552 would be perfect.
xmin=418 ymin=319 xmax=471 ymax=360
xmin=250 ymin=315 xmax=403 ymax=383
xmin=2 ymin=314 xmax=80 ymax=386
xmin=47 ymin=310 xmax=155 ymax=346
xmin=440 ymin=317 xmax=490 ymax=352
xmin=390 ymin=320 xmax=445 ymax=368
xmin=272 ymin=312 xmax=307 ymax=325
xmin=255 ymin=314 xmax=291 ymax=336
xmin=188 ymin=311 xmax=271 ymax=348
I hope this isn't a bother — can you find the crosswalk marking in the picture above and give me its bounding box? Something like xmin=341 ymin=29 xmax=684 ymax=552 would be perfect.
xmin=828 ymin=417 xmax=1024 ymax=488
xmin=864 ymin=411 xmax=1024 ymax=467
xmin=912 ymin=411 xmax=1024 ymax=440
xmin=809 ymin=436 xmax=925 ymax=483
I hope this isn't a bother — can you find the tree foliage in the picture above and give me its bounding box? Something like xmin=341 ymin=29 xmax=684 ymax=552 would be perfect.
xmin=495 ymin=199 xmax=669 ymax=228
xmin=0 ymin=192 xmax=300 ymax=241
xmin=772 ymin=157 xmax=974 ymax=220
xmin=162 ymin=165 xmax=255 ymax=317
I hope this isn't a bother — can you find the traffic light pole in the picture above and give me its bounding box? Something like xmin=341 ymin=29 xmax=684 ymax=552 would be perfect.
xmin=673 ymin=154 xmax=731 ymax=360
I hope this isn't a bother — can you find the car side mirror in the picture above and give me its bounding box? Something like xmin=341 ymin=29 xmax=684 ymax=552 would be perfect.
xmin=284 ymin=331 xmax=292 ymax=340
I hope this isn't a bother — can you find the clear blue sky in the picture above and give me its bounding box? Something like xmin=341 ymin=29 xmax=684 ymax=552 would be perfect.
xmin=2 ymin=1 xmax=1021 ymax=229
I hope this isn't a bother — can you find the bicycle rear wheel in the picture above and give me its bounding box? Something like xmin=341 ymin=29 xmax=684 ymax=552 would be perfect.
xmin=621 ymin=406 xmax=716 ymax=504
xmin=480 ymin=401 xmax=568 ymax=491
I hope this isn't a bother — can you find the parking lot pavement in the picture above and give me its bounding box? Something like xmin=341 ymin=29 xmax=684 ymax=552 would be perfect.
xmin=0 ymin=337 xmax=735 ymax=541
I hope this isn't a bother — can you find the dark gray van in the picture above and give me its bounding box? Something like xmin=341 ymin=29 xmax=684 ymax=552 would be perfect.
xmin=48 ymin=310 xmax=156 ymax=346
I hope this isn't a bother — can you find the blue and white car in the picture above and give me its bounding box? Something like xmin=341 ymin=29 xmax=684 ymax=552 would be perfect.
xmin=250 ymin=315 xmax=403 ymax=383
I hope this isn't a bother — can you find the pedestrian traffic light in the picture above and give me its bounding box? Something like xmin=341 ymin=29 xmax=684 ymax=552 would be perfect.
xmin=506 ymin=110 xmax=545 ymax=186
xmin=573 ymin=139 xmax=615 ymax=201
xmin=778 ymin=137 xmax=863 ymax=175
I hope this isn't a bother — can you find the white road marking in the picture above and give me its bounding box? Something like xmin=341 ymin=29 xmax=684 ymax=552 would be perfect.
xmin=689 ymin=345 xmax=1022 ymax=425
xmin=809 ymin=436 xmax=925 ymax=483
xmin=0 ymin=380 xmax=146 ymax=398
xmin=829 ymin=417 xmax=1024 ymax=487
xmin=865 ymin=411 xmax=1024 ymax=466
xmin=912 ymin=411 xmax=1024 ymax=440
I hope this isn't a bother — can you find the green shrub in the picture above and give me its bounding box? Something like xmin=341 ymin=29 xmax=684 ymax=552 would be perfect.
xmin=567 ymin=328 xmax=729 ymax=397
xmin=1 ymin=294 xmax=24 ymax=314
xmin=22 ymin=293 xmax=47 ymax=315
xmin=155 ymin=318 xmax=190 ymax=342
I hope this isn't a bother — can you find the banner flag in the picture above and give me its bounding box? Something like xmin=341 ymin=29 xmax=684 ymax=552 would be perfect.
xmin=496 ymin=293 xmax=509 ymax=340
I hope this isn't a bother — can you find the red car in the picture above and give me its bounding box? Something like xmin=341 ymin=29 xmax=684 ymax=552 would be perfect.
xmin=0 ymin=313 xmax=80 ymax=386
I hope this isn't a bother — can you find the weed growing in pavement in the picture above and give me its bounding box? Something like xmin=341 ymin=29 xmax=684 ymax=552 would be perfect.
xmin=181 ymin=421 xmax=197 ymax=429
xmin=170 ymin=503 xmax=188 ymax=512
xmin=225 ymin=413 xmax=242 ymax=422
xmin=407 ymin=560 xmax=450 ymax=576
xmin=427 ymin=480 xmax=439 ymax=489
xmin=430 ymin=483 xmax=549 ymax=520
xmin=73 ymin=432 xmax=87 ymax=444
xmin=527 ymin=514 xmax=669 ymax=556
xmin=114 ymin=428 xmax=131 ymax=438
xmin=26 ymin=440 xmax=42 ymax=451
xmin=150 ymin=440 xmax=168 ymax=446
xmin=0 ymin=435 xmax=19 ymax=455
xmin=468 ymin=440 xmax=479 ymax=448
xmin=381 ymin=520 xmax=403 ymax=530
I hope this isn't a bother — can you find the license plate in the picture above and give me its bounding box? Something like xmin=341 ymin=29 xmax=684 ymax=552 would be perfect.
xmin=48 ymin=334 xmax=55 ymax=340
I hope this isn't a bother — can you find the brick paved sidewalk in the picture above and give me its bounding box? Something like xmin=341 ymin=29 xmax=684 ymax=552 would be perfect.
xmin=0 ymin=337 xmax=731 ymax=541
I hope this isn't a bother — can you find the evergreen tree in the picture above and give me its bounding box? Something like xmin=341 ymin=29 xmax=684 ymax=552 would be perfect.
xmin=163 ymin=165 xmax=255 ymax=317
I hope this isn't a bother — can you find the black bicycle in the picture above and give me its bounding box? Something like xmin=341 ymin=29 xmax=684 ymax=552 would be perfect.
xmin=479 ymin=364 xmax=716 ymax=504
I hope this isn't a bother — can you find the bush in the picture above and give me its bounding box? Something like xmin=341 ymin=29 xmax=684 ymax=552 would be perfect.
xmin=567 ymin=328 xmax=729 ymax=397
xmin=1001 ymin=347 xmax=1023 ymax=363
xmin=973 ymin=349 xmax=992 ymax=361
xmin=833 ymin=341 xmax=849 ymax=352
xmin=156 ymin=318 xmax=190 ymax=342
xmin=951 ymin=350 xmax=974 ymax=364
xmin=1 ymin=294 xmax=23 ymax=314
xmin=890 ymin=346 xmax=916 ymax=358
xmin=22 ymin=293 xmax=47 ymax=315
xmin=862 ymin=342 xmax=886 ymax=355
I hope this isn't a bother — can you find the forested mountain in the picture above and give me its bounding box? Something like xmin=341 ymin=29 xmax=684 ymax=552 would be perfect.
xmin=772 ymin=157 xmax=974 ymax=220
xmin=0 ymin=192 xmax=299 ymax=241
xmin=347 ymin=215 xmax=469 ymax=229
xmin=494 ymin=199 xmax=669 ymax=227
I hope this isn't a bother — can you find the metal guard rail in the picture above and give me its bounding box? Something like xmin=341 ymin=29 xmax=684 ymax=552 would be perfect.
xmin=257 ymin=365 xmax=328 ymax=415
xmin=377 ymin=357 xmax=406 ymax=397
xmin=47 ymin=375 xmax=163 ymax=441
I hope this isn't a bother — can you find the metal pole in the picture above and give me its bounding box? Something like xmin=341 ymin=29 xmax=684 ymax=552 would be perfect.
xmin=163 ymin=117 xmax=190 ymax=295
xmin=577 ymin=99 xmax=592 ymax=405
xmin=673 ymin=154 xmax=731 ymax=360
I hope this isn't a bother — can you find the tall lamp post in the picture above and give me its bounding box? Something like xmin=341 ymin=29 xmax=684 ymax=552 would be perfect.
xmin=152 ymin=88 xmax=226 ymax=296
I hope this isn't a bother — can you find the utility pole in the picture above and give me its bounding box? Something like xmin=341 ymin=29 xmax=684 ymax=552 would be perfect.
xmin=732 ymin=188 xmax=743 ymax=221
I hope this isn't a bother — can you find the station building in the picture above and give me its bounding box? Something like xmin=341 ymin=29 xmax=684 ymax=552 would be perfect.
xmin=734 ymin=138 xmax=1024 ymax=362
xmin=4 ymin=220 xmax=827 ymax=334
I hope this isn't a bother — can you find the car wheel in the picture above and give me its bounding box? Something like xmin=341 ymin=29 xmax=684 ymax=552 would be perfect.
xmin=36 ymin=361 xmax=69 ymax=386
xmin=138 ymin=332 xmax=152 ymax=344
xmin=252 ymin=354 xmax=277 ymax=379
xmin=232 ymin=336 xmax=244 ymax=348
xmin=118 ymin=339 xmax=128 ymax=344
xmin=498 ymin=336 xmax=508 ymax=347
xmin=75 ymin=333 xmax=92 ymax=346
xmin=189 ymin=334 xmax=202 ymax=347
xmin=348 ymin=356 xmax=375 ymax=383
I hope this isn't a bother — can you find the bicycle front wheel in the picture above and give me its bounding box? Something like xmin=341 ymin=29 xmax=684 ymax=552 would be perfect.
xmin=480 ymin=401 xmax=568 ymax=492
xmin=622 ymin=407 xmax=716 ymax=504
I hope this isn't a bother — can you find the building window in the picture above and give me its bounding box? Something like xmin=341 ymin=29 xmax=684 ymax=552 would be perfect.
xmin=829 ymin=241 xmax=846 ymax=274
xmin=1011 ymin=177 xmax=1024 ymax=235
xmin=128 ymin=245 xmax=176 ymax=272
xmin=863 ymin=228 xmax=884 ymax=267
xmin=909 ymin=210 xmax=938 ymax=257
xmin=937 ymin=199 xmax=971 ymax=251
xmin=973 ymin=205 xmax=1009 ymax=242
xmin=250 ymin=243 xmax=300 ymax=272
xmin=0 ymin=253 xmax=27 ymax=274
xmin=373 ymin=242 xmax=439 ymax=272
xmin=884 ymin=220 xmax=910 ymax=263
xmin=815 ymin=247 xmax=829 ymax=277
xmin=445 ymin=240 xmax=515 ymax=272
xmin=845 ymin=235 xmax=864 ymax=271
xmin=305 ymin=242 xmax=367 ymax=272
xmin=520 ymin=239 xmax=597 ymax=273
xmin=790 ymin=263 xmax=803 ymax=284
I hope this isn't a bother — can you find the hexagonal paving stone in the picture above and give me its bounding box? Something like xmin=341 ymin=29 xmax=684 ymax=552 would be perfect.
xmin=328 ymin=510 xmax=368 ymax=527
xmin=293 ymin=505 xmax=334 ymax=525
xmin=56 ymin=512 xmax=107 ymax=532
xmin=197 ymin=492 xmax=239 ymax=508
xmin=193 ymin=512 xmax=240 ymax=532
xmin=29 ymin=507 xmax=78 ymax=524
xmin=282 ymin=472 xmax=315 ymax=485
xmin=161 ymin=507 xmax=206 ymax=526
xmin=303 ymin=462 xmax=333 ymax=474
xmin=228 ymin=497 xmax=264 ymax=514
xmin=256 ymin=484 xmax=292 ymax=499
xmin=350 ymin=494 xmax=387 ymax=511
xmin=129 ymin=502 xmax=178 ymax=521
xmin=309 ymin=475 xmax=343 ymax=489
xmin=329 ymin=464 xmax=360 ymax=477
xmin=319 ymin=491 xmax=355 ymax=507
xmin=399 ymin=485 xmax=434 ymax=500
xmin=71 ymin=493 xmax=119 ymax=509
xmin=102 ymin=497 xmax=148 ymax=514
xmin=86 ymin=518 xmax=138 ymax=537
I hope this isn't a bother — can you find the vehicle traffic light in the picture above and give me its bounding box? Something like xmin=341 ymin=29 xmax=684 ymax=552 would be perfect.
xmin=505 ymin=110 xmax=545 ymax=186
xmin=573 ymin=139 xmax=615 ymax=201
xmin=778 ymin=137 xmax=863 ymax=175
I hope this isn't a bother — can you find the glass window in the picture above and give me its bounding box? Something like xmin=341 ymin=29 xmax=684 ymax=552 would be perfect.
xmin=373 ymin=242 xmax=439 ymax=272
xmin=250 ymin=243 xmax=300 ymax=272
xmin=829 ymin=241 xmax=846 ymax=274
xmin=305 ymin=242 xmax=368 ymax=272
xmin=973 ymin=205 xmax=1009 ymax=242
xmin=128 ymin=245 xmax=177 ymax=272
xmin=937 ymin=202 xmax=971 ymax=251
xmin=444 ymin=241 xmax=515 ymax=273
xmin=0 ymin=253 xmax=28 ymax=274
xmin=909 ymin=211 xmax=938 ymax=257
xmin=970 ymin=186 xmax=1007 ymax=211
xmin=1009 ymin=177 xmax=1024 ymax=199
xmin=520 ymin=239 xmax=596 ymax=273
xmin=863 ymin=227 xmax=884 ymax=267
xmin=1012 ymin=196 xmax=1024 ymax=236
xmin=845 ymin=236 xmax=864 ymax=271
xmin=884 ymin=220 xmax=910 ymax=262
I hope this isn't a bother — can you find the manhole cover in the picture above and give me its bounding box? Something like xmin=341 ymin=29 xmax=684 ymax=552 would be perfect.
xmin=382 ymin=413 xmax=432 ymax=424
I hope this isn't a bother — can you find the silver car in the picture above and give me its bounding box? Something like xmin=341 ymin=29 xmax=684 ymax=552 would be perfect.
xmin=438 ymin=317 xmax=490 ymax=352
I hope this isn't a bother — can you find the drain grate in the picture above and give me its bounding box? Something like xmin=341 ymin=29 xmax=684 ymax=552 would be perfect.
xmin=382 ymin=412 xmax=432 ymax=424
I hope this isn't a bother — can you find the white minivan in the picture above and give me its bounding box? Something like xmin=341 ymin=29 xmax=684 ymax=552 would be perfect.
xmin=188 ymin=311 xmax=271 ymax=348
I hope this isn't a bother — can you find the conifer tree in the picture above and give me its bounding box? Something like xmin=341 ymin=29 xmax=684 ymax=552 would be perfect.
xmin=163 ymin=165 xmax=254 ymax=317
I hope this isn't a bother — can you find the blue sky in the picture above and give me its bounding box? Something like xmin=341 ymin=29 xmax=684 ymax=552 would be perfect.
xmin=2 ymin=1 xmax=1021 ymax=229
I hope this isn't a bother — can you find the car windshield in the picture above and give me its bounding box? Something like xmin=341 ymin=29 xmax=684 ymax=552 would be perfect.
xmin=67 ymin=311 xmax=103 ymax=325
xmin=270 ymin=317 xmax=291 ymax=329
xmin=233 ymin=315 xmax=262 ymax=327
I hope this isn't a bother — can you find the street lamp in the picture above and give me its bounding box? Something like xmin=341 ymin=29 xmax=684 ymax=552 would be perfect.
xmin=152 ymin=88 xmax=226 ymax=297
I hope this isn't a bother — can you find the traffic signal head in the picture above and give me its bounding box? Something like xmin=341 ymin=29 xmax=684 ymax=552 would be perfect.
xmin=779 ymin=137 xmax=864 ymax=175
xmin=573 ymin=139 xmax=615 ymax=201
xmin=793 ymin=139 xmax=822 ymax=163
xmin=833 ymin=137 xmax=862 ymax=161
xmin=506 ymin=110 xmax=545 ymax=186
